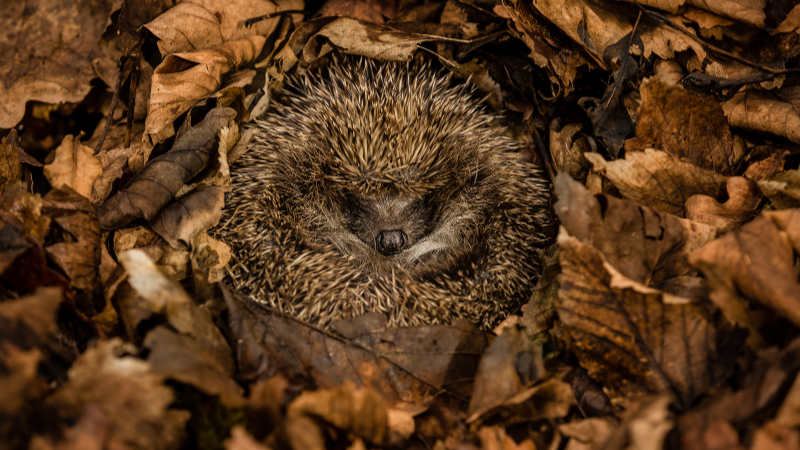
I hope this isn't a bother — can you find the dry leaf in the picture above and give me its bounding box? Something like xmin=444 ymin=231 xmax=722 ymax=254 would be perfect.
xmin=43 ymin=136 xmax=103 ymax=200
xmin=100 ymin=107 xmax=236 ymax=230
xmin=557 ymin=230 xmax=717 ymax=407
xmin=602 ymin=395 xmax=674 ymax=450
xmin=0 ymin=287 xmax=63 ymax=350
xmin=723 ymin=86 xmax=800 ymax=144
xmin=759 ymin=169 xmax=800 ymax=209
xmin=0 ymin=130 xmax=22 ymax=190
xmin=150 ymin=186 xmax=226 ymax=249
xmin=621 ymin=0 xmax=765 ymax=27
xmin=0 ymin=0 xmax=118 ymax=128
xmin=559 ymin=418 xmax=615 ymax=450
xmin=145 ymin=38 xmax=262 ymax=144
xmin=585 ymin=149 xmax=728 ymax=217
xmin=225 ymin=427 xmax=271 ymax=450
xmin=477 ymin=426 xmax=536 ymax=450
xmin=690 ymin=209 xmax=800 ymax=334
xmin=549 ymin=120 xmax=591 ymax=181
xmin=685 ymin=176 xmax=762 ymax=233
xmin=635 ymin=77 xmax=735 ymax=175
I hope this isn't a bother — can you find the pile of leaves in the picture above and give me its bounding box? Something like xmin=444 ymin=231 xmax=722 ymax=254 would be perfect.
xmin=2 ymin=0 xmax=800 ymax=449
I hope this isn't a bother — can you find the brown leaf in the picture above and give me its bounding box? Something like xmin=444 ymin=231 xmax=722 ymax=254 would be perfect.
xmin=751 ymin=421 xmax=800 ymax=450
xmin=723 ymin=86 xmax=800 ymax=144
xmin=0 ymin=344 xmax=45 ymax=417
xmin=585 ymin=149 xmax=728 ymax=217
xmin=681 ymin=420 xmax=744 ymax=450
xmin=0 ymin=286 xmax=62 ymax=350
xmin=42 ymin=188 xmax=101 ymax=291
xmin=549 ymin=121 xmax=591 ymax=181
xmin=0 ymin=0 xmax=118 ymax=128
xmin=635 ymin=77 xmax=735 ymax=175
xmin=287 ymin=384 xmax=390 ymax=445
xmin=556 ymin=231 xmax=717 ymax=407
xmin=99 ymin=107 xmax=236 ymax=230
xmin=43 ymin=339 xmax=190 ymax=450
xmin=477 ymin=426 xmax=537 ymax=450
xmin=145 ymin=39 xmax=261 ymax=144
xmin=601 ymin=395 xmax=674 ymax=450
xmin=629 ymin=0 xmax=765 ymax=27
xmin=690 ymin=209 xmax=800 ymax=335
xmin=685 ymin=177 xmax=763 ymax=233
xmin=150 ymin=186 xmax=226 ymax=249
xmin=559 ymin=418 xmax=615 ymax=450
xmin=0 ymin=183 xmax=50 ymax=241
xmin=554 ymin=173 xmax=716 ymax=286
xmin=759 ymin=169 xmax=800 ymax=209
xmin=225 ymin=426 xmax=271 ymax=450
xmin=317 ymin=0 xmax=390 ymax=22
xmin=43 ymin=136 xmax=103 ymax=200
xmin=223 ymin=288 xmax=489 ymax=404
xmin=468 ymin=378 xmax=573 ymax=427
xmin=520 ymin=245 xmax=559 ymax=336
xmin=0 ymin=130 xmax=22 ymax=190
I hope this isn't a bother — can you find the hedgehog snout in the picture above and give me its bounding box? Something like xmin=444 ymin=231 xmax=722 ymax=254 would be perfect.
xmin=376 ymin=230 xmax=408 ymax=256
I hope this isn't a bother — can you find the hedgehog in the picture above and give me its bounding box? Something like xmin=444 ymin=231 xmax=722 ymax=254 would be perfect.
xmin=216 ymin=57 xmax=552 ymax=330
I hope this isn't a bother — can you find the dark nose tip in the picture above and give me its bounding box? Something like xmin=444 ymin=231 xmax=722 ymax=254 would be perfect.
xmin=376 ymin=230 xmax=408 ymax=256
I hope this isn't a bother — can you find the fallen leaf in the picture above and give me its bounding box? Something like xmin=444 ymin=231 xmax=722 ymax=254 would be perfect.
xmin=43 ymin=339 xmax=190 ymax=450
xmin=191 ymin=232 xmax=232 ymax=302
xmin=557 ymin=230 xmax=718 ymax=407
xmin=0 ymin=130 xmax=22 ymax=190
xmin=759 ymin=169 xmax=800 ymax=209
xmin=0 ymin=344 xmax=45 ymax=417
xmin=723 ymin=86 xmax=800 ymax=144
xmin=477 ymin=426 xmax=537 ymax=450
xmin=601 ymin=395 xmax=674 ymax=450
xmin=468 ymin=378 xmax=573 ymax=427
xmin=225 ymin=426 xmax=271 ymax=450
xmin=685 ymin=176 xmax=762 ymax=233
xmin=0 ymin=0 xmax=119 ymax=128
xmin=681 ymin=420 xmax=744 ymax=450
xmin=585 ymin=149 xmax=728 ymax=217
xmin=145 ymin=38 xmax=262 ymax=144
xmin=43 ymin=136 xmax=103 ymax=200
xmin=99 ymin=107 xmax=236 ymax=230
xmin=690 ymin=209 xmax=800 ymax=335
xmin=623 ymin=0 xmax=765 ymax=27
xmin=751 ymin=421 xmax=800 ymax=450
xmin=559 ymin=418 xmax=615 ymax=450
xmin=549 ymin=120 xmax=592 ymax=181
xmin=42 ymin=188 xmax=101 ymax=291
xmin=635 ymin=77 xmax=735 ymax=175
xmin=150 ymin=186 xmax=226 ymax=249
xmin=0 ymin=286 xmax=62 ymax=351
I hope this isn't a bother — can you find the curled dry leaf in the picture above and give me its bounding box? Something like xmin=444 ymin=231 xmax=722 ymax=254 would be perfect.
xmin=302 ymin=17 xmax=449 ymax=62
xmin=43 ymin=339 xmax=190 ymax=450
xmin=150 ymin=186 xmax=226 ymax=249
xmin=723 ymin=86 xmax=800 ymax=144
xmin=0 ymin=0 xmax=118 ymax=128
xmin=690 ymin=209 xmax=800 ymax=336
xmin=549 ymin=120 xmax=591 ymax=181
xmin=42 ymin=188 xmax=101 ymax=291
xmin=557 ymin=230 xmax=718 ymax=407
xmin=223 ymin=288 xmax=489 ymax=404
xmin=585 ymin=149 xmax=728 ymax=217
xmin=759 ymin=169 xmax=800 ymax=209
xmin=43 ymin=136 xmax=103 ymax=200
xmin=555 ymin=173 xmax=716 ymax=287
xmin=99 ymin=107 xmax=237 ymax=230
xmin=146 ymin=38 xmax=262 ymax=144
xmin=685 ymin=176 xmax=762 ymax=233
xmin=635 ymin=77 xmax=735 ymax=175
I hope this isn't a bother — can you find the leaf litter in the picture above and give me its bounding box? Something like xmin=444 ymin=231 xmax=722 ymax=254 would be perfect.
xmin=2 ymin=0 xmax=800 ymax=449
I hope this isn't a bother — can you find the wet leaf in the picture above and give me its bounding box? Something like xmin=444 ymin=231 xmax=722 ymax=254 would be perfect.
xmin=585 ymin=149 xmax=728 ymax=217
xmin=635 ymin=77 xmax=735 ymax=175
xmin=0 ymin=0 xmax=118 ymax=128
xmin=43 ymin=136 xmax=103 ymax=201
xmin=99 ymin=107 xmax=236 ymax=230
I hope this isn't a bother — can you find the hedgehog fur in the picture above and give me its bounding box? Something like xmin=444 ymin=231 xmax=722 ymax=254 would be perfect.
xmin=216 ymin=58 xmax=552 ymax=330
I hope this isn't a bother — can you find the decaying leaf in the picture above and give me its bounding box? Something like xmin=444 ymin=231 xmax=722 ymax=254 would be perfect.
xmin=43 ymin=136 xmax=103 ymax=200
xmin=99 ymin=107 xmax=237 ymax=230
xmin=690 ymin=209 xmax=800 ymax=335
xmin=635 ymin=77 xmax=735 ymax=175
xmin=0 ymin=0 xmax=118 ymax=128
xmin=585 ymin=149 xmax=728 ymax=217
xmin=42 ymin=339 xmax=190 ymax=450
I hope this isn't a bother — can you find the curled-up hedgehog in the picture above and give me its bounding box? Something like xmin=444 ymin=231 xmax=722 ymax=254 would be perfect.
xmin=217 ymin=58 xmax=552 ymax=330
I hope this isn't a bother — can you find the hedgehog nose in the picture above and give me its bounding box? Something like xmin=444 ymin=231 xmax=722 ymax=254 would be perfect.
xmin=376 ymin=230 xmax=408 ymax=256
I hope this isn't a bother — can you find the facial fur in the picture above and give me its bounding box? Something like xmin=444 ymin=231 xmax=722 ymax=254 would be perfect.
xmin=217 ymin=58 xmax=551 ymax=330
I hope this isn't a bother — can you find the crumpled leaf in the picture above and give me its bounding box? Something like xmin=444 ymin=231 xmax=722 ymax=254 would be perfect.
xmin=723 ymin=86 xmax=800 ymax=144
xmin=556 ymin=230 xmax=718 ymax=407
xmin=224 ymin=288 xmax=489 ymax=404
xmin=150 ymin=186 xmax=226 ymax=249
xmin=100 ymin=107 xmax=237 ymax=230
xmin=145 ymin=38 xmax=262 ymax=144
xmin=634 ymin=77 xmax=735 ymax=175
xmin=585 ymin=149 xmax=728 ymax=217
xmin=549 ymin=121 xmax=591 ymax=182
xmin=43 ymin=135 xmax=103 ymax=200
xmin=759 ymin=169 xmax=800 ymax=209
xmin=42 ymin=188 xmax=101 ymax=291
xmin=690 ymin=209 xmax=800 ymax=337
xmin=0 ymin=0 xmax=118 ymax=128
xmin=685 ymin=176 xmax=762 ymax=233
xmin=555 ymin=173 xmax=716 ymax=287
xmin=42 ymin=339 xmax=190 ymax=450
xmin=302 ymin=17 xmax=457 ymax=62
